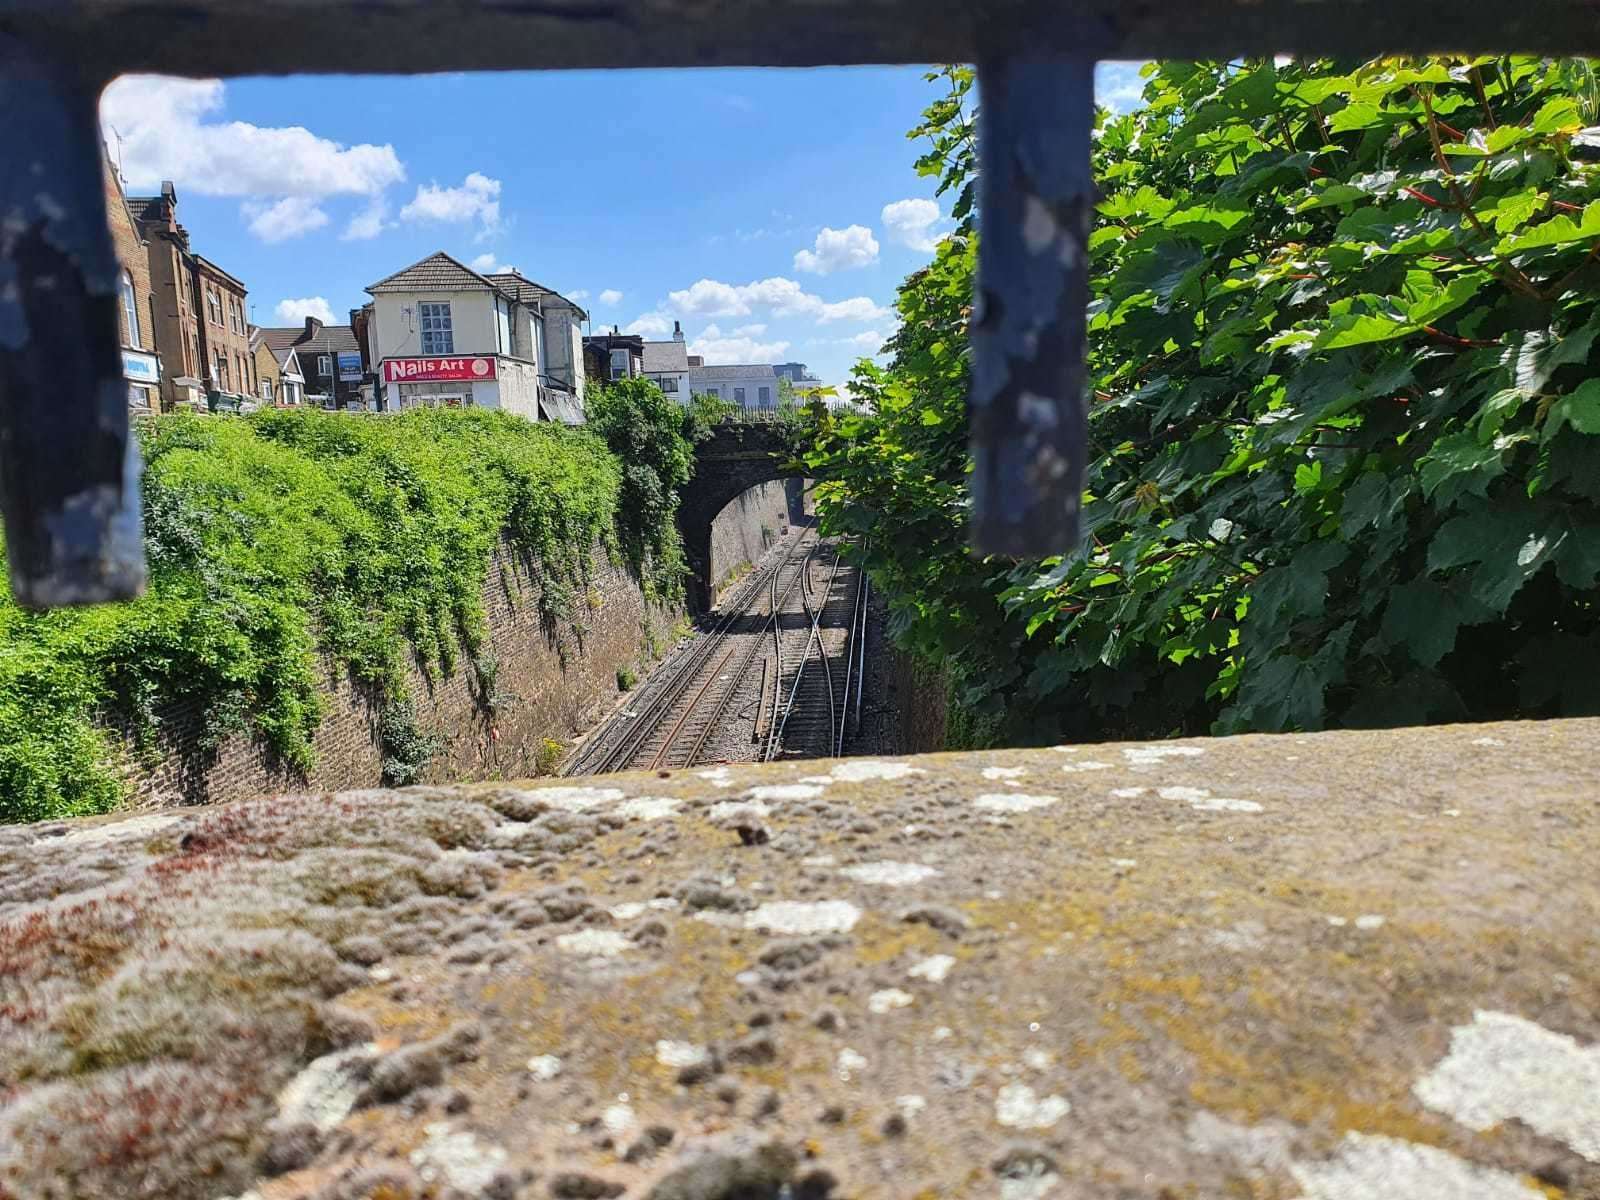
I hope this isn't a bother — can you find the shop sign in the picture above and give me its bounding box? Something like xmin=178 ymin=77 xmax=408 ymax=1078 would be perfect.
xmin=381 ymin=356 xmax=496 ymax=383
xmin=121 ymin=349 xmax=160 ymax=384
xmin=337 ymin=351 xmax=363 ymax=382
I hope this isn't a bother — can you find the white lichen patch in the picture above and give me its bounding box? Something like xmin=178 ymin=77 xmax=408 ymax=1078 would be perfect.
xmin=907 ymin=954 xmax=956 ymax=983
xmin=601 ymin=1102 xmax=637 ymax=1137
xmin=615 ymin=797 xmax=681 ymax=821
xmin=654 ymin=1040 xmax=710 ymax=1070
xmin=554 ymin=930 xmax=633 ymax=957
xmin=829 ymin=760 xmax=926 ymax=783
xmin=517 ymin=786 xmax=626 ymax=812
xmin=1326 ymin=916 xmax=1349 ymax=927
xmin=275 ymin=1044 xmax=375 ymax=1131
xmin=896 ymin=1094 xmax=928 ymax=1118
xmin=648 ymin=897 xmax=680 ymax=911
xmin=1290 ymin=1132 xmax=1543 ymax=1200
xmin=1206 ymin=921 xmax=1267 ymax=952
xmin=868 ymin=988 xmax=915 ymax=1014
xmin=838 ymin=861 xmax=940 ymax=887
xmin=609 ymin=902 xmax=647 ymax=921
xmin=798 ymin=775 xmax=836 ymax=785
xmin=745 ymin=784 xmax=825 ymax=802
xmin=1059 ymin=760 xmax=1114 ymax=773
xmin=1354 ymin=914 xmax=1386 ymax=931
xmin=743 ymin=900 xmax=861 ymax=935
xmin=836 ymin=1047 xmax=869 ymax=1080
xmin=1413 ymin=1011 xmax=1600 ymax=1162
xmin=1023 ymin=1048 xmax=1056 ymax=1071
xmin=696 ymin=767 xmax=735 ymax=788
xmin=802 ymin=854 xmax=838 ymax=868
xmin=995 ymin=1083 xmax=1071 ymax=1129
xmin=1110 ymin=787 xmax=1147 ymax=799
xmin=1123 ymin=744 xmax=1207 ymax=767
xmin=982 ymin=766 xmax=1029 ymax=781
xmin=1110 ymin=858 xmax=1138 ymax=869
xmin=1158 ymin=785 xmax=1262 ymax=813
xmin=1470 ymin=736 xmax=1506 ymax=747
xmin=526 ymin=1055 xmax=563 ymax=1081
xmin=708 ymin=799 xmax=772 ymax=824
xmin=974 ymin=793 xmax=1060 ymax=813
xmin=410 ymin=1123 xmax=509 ymax=1194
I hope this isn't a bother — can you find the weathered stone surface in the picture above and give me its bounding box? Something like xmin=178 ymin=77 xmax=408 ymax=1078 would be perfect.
xmin=2 ymin=719 xmax=1598 ymax=1198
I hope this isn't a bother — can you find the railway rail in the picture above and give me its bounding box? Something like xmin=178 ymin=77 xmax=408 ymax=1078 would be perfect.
xmin=565 ymin=527 xmax=869 ymax=776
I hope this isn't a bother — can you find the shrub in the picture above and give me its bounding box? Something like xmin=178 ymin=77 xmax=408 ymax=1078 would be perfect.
xmin=0 ymin=408 xmax=636 ymax=822
xmin=807 ymin=58 xmax=1600 ymax=743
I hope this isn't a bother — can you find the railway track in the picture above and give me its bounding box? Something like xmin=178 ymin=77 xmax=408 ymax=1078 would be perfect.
xmin=565 ymin=527 xmax=870 ymax=776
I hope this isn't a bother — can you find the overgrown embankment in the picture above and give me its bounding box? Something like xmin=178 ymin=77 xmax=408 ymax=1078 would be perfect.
xmin=807 ymin=56 xmax=1600 ymax=747
xmin=0 ymin=405 xmax=690 ymax=824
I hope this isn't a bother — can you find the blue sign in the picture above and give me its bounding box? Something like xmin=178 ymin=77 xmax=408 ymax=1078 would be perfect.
xmin=337 ymin=351 xmax=363 ymax=382
xmin=121 ymin=349 xmax=160 ymax=384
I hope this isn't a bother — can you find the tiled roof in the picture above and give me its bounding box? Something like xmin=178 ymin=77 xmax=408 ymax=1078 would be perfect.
xmin=256 ymin=325 xmax=360 ymax=356
xmin=368 ymin=251 xmax=496 ymax=294
xmin=690 ymin=364 xmax=778 ymax=381
xmin=485 ymin=271 xmax=589 ymax=320
xmin=126 ymin=195 xmax=166 ymax=224
xmin=641 ymin=340 xmax=689 ymax=374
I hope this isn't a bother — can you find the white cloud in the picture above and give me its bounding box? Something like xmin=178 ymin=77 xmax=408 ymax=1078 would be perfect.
xmin=599 ymin=289 xmax=624 ymax=306
xmin=273 ymin=296 xmax=336 ymax=325
xmin=101 ymin=75 xmax=403 ymax=198
xmin=689 ymin=332 xmax=792 ymax=364
xmin=566 ymin=288 xmax=591 ymax=302
xmin=624 ymin=313 xmax=674 ymax=337
xmin=243 ymin=196 xmax=329 ymax=243
xmin=1095 ymin=61 xmax=1149 ymax=114
xmin=667 ymin=277 xmax=889 ymax=324
xmin=733 ymin=323 xmax=767 ymax=337
xmin=342 ymin=198 xmax=388 ymax=241
xmin=882 ymin=199 xmax=946 ymax=252
xmin=838 ymin=330 xmax=887 ymax=352
xmin=400 ymin=172 xmax=501 ymax=235
xmin=469 ymin=251 xmax=512 ymax=274
xmin=794 ymin=224 xmax=879 ymax=275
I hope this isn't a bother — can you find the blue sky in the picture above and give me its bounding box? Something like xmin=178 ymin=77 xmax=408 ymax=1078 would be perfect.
xmin=101 ymin=63 xmax=1145 ymax=388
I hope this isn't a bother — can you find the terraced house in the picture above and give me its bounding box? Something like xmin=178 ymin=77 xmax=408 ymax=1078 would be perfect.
xmin=362 ymin=252 xmax=587 ymax=422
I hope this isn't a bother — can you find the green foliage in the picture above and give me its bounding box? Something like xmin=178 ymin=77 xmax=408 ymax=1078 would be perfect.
xmin=586 ymin=377 xmax=699 ymax=602
xmin=807 ymin=56 xmax=1600 ymax=745
xmin=0 ymin=407 xmax=640 ymax=823
xmin=616 ymin=665 xmax=638 ymax=692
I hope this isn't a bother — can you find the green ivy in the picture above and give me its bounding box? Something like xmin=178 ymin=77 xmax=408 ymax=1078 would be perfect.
xmin=0 ymin=406 xmax=644 ymax=823
xmin=807 ymin=57 xmax=1600 ymax=745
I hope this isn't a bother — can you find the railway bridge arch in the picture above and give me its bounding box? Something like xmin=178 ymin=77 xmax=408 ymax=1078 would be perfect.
xmin=680 ymin=421 xmax=808 ymax=611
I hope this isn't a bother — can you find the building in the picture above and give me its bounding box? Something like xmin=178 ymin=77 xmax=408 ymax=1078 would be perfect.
xmin=641 ymin=322 xmax=690 ymax=400
xmin=690 ymin=363 xmax=781 ymax=409
xmin=130 ymin=183 xmax=254 ymax=411
xmin=583 ymin=329 xmax=645 ymax=384
xmin=772 ymin=361 xmax=824 ymax=392
xmin=254 ymin=317 xmax=362 ymax=408
xmin=249 ymin=326 xmax=307 ymax=407
xmin=364 ymin=252 xmax=587 ymax=422
xmin=103 ymin=151 xmax=161 ymax=411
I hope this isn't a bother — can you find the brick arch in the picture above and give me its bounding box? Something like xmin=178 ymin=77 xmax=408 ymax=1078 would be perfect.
xmin=678 ymin=422 xmax=804 ymax=611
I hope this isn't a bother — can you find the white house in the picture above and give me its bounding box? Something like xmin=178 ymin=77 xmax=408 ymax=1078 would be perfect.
xmin=690 ymin=362 xmax=781 ymax=409
xmin=364 ymin=252 xmax=587 ymax=422
xmin=641 ymin=321 xmax=690 ymax=402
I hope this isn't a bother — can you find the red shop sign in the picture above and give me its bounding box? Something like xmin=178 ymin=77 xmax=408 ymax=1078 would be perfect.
xmin=382 ymin=356 xmax=497 ymax=383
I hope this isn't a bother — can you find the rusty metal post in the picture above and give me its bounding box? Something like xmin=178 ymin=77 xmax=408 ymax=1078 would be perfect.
xmin=0 ymin=36 xmax=145 ymax=607
xmin=969 ymin=56 xmax=1095 ymax=559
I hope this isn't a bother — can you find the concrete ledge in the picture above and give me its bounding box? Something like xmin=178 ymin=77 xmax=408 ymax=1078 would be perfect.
xmin=2 ymin=719 xmax=1597 ymax=1198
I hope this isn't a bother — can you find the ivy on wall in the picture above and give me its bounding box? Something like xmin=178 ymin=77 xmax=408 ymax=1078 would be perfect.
xmin=0 ymin=406 xmax=654 ymax=823
xmin=807 ymin=57 xmax=1600 ymax=746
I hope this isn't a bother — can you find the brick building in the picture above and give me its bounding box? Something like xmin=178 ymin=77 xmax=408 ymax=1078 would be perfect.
xmin=103 ymin=152 xmax=161 ymax=410
xmin=255 ymin=318 xmax=363 ymax=408
xmin=130 ymin=183 xmax=254 ymax=411
xmin=249 ymin=326 xmax=307 ymax=407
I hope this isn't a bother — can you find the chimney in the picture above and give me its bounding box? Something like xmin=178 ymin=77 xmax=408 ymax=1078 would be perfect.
xmin=688 ymin=355 xmax=704 ymax=367
xmin=305 ymin=315 xmax=324 ymax=337
xmin=673 ymin=320 xmax=684 ymax=343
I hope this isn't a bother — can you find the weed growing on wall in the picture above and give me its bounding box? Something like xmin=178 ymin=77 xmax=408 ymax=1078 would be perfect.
xmin=807 ymin=57 xmax=1600 ymax=744
xmin=0 ymin=407 xmax=635 ymax=822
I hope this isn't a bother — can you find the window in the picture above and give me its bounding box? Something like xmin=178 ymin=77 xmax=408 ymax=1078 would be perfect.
xmin=609 ymin=349 xmax=630 ymax=378
xmin=214 ymin=349 xmax=229 ymax=390
xmin=703 ymin=385 xmax=719 ymax=397
xmin=261 ymin=378 xmax=274 ymax=402
xmin=661 ymin=376 xmax=679 ymax=393
xmin=119 ymin=271 xmax=140 ymax=348
xmin=207 ymin=287 xmax=222 ymax=327
xmin=495 ymin=297 xmax=512 ymax=356
xmin=318 ymin=354 xmax=332 ymax=378
xmin=758 ymin=386 xmax=771 ymax=406
xmin=419 ymin=302 xmax=453 ymax=354
xmin=534 ymin=314 xmax=548 ymax=373
xmin=191 ymin=333 xmax=201 ymax=376
xmin=734 ymin=387 xmax=746 ymax=404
